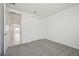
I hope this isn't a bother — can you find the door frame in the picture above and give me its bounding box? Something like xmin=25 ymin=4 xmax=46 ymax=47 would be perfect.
xmin=8 ymin=9 xmax=22 ymax=46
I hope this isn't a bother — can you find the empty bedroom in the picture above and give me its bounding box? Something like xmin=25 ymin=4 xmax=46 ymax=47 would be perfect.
xmin=4 ymin=3 xmax=79 ymax=56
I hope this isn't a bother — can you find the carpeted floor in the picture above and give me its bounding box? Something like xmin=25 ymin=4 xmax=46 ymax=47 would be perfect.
xmin=5 ymin=39 xmax=79 ymax=56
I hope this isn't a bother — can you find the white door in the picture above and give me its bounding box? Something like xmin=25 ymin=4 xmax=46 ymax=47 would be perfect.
xmin=4 ymin=9 xmax=11 ymax=54
xmin=4 ymin=9 xmax=21 ymax=54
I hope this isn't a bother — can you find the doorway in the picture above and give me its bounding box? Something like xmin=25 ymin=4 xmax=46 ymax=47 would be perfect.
xmin=9 ymin=12 xmax=21 ymax=47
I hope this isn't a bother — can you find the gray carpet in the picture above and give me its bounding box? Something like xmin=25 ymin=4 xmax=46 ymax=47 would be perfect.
xmin=5 ymin=39 xmax=79 ymax=56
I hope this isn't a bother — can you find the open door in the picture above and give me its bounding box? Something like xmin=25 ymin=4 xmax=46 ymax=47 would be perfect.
xmin=4 ymin=7 xmax=11 ymax=54
xmin=4 ymin=8 xmax=21 ymax=54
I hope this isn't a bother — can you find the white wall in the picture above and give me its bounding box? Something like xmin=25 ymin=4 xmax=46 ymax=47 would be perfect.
xmin=46 ymin=5 xmax=79 ymax=49
xmin=0 ymin=3 xmax=4 ymax=55
xmin=21 ymin=12 xmax=46 ymax=43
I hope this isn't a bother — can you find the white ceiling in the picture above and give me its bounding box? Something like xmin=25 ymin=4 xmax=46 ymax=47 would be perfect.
xmin=7 ymin=3 xmax=78 ymax=19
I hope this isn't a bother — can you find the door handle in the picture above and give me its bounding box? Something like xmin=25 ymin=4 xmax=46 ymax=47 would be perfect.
xmin=4 ymin=33 xmax=7 ymax=35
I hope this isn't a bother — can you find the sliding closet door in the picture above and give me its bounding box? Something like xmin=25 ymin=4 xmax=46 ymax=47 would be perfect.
xmin=9 ymin=12 xmax=21 ymax=47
